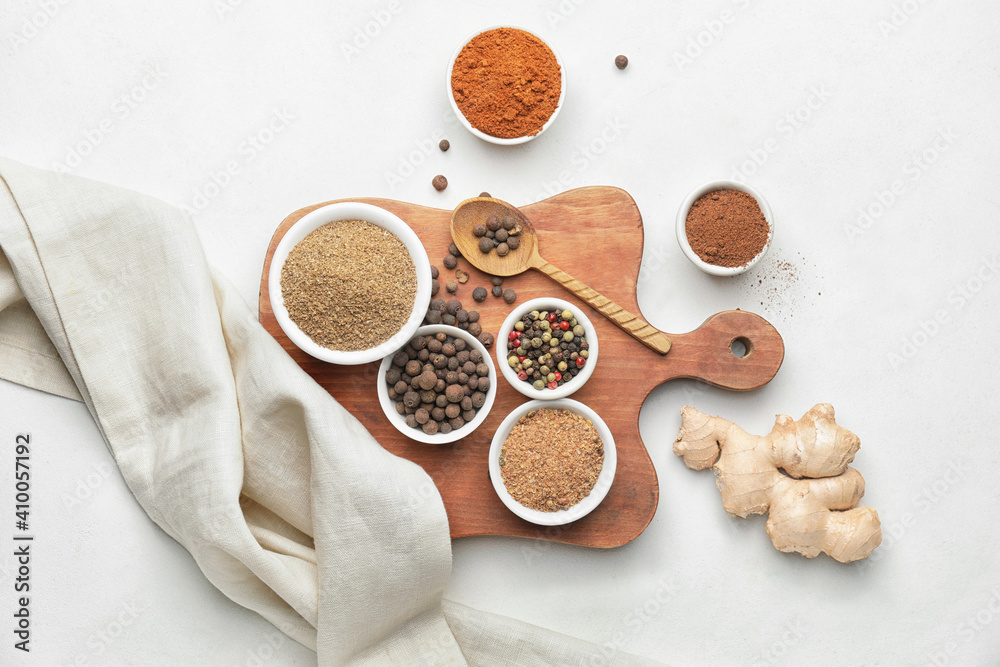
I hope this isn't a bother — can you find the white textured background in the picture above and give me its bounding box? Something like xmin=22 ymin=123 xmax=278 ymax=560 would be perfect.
xmin=2 ymin=1 xmax=999 ymax=665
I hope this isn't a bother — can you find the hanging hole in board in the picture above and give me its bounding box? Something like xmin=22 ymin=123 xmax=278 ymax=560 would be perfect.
xmin=730 ymin=337 xmax=752 ymax=359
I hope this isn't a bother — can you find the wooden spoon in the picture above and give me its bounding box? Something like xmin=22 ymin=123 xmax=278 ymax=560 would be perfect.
xmin=451 ymin=196 xmax=673 ymax=354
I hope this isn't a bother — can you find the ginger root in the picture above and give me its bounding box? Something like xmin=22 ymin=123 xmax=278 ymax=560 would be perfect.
xmin=673 ymin=403 xmax=881 ymax=563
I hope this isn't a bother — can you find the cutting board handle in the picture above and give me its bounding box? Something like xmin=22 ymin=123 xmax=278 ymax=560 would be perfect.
xmin=656 ymin=310 xmax=785 ymax=391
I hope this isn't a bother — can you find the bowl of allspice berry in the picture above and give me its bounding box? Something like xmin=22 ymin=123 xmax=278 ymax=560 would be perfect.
xmin=447 ymin=25 xmax=566 ymax=145
xmin=377 ymin=324 xmax=498 ymax=444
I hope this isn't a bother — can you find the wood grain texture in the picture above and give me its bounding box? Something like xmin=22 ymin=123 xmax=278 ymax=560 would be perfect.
xmin=258 ymin=186 xmax=784 ymax=548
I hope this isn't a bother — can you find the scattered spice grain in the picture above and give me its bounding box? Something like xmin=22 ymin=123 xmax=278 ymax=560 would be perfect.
xmin=615 ymin=54 xmax=629 ymax=70
xmin=432 ymin=175 xmax=448 ymax=191
xmin=280 ymin=219 xmax=416 ymax=351
xmin=439 ymin=139 xmax=450 ymax=152
xmin=499 ymin=408 xmax=604 ymax=511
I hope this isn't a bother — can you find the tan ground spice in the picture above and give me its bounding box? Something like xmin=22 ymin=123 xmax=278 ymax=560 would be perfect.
xmin=499 ymin=409 xmax=604 ymax=512
xmin=685 ymin=189 xmax=770 ymax=268
xmin=280 ymin=220 xmax=416 ymax=352
xmin=451 ymin=27 xmax=562 ymax=139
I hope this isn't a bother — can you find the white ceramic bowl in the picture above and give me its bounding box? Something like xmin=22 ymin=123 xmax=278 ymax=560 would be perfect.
xmin=376 ymin=325 xmax=498 ymax=444
xmin=268 ymin=202 xmax=432 ymax=365
xmin=447 ymin=25 xmax=566 ymax=145
xmin=489 ymin=398 xmax=616 ymax=526
xmin=496 ymin=297 xmax=598 ymax=400
xmin=675 ymin=180 xmax=774 ymax=276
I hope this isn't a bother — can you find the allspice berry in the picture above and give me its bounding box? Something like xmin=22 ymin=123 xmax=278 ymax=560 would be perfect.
xmin=432 ymin=175 xmax=448 ymax=191
xmin=473 ymin=286 xmax=487 ymax=302
xmin=615 ymin=54 xmax=628 ymax=70
xmin=503 ymin=288 xmax=517 ymax=304
xmin=439 ymin=139 xmax=450 ymax=151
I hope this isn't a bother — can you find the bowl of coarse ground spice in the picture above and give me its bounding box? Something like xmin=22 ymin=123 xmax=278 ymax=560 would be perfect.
xmin=489 ymin=399 xmax=616 ymax=526
xmin=269 ymin=202 xmax=432 ymax=365
xmin=676 ymin=181 xmax=774 ymax=276
xmin=448 ymin=26 xmax=566 ymax=145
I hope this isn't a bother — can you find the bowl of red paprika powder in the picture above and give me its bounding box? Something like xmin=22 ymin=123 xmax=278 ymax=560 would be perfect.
xmin=676 ymin=180 xmax=774 ymax=276
xmin=447 ymin=26 xmax=566 ymax=145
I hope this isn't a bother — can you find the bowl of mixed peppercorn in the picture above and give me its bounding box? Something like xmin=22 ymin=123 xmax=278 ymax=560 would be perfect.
xmin=496 ymin=297 xmax=598 ymax=400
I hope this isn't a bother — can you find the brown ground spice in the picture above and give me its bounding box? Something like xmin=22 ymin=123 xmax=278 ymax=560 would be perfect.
xmin=685 ymin=189 xmax=770 ymax=268
xmin=499 ymin=409 xmax=604 ymax=512
xmin=451 ymin=27 xmax=561 ymax=139
xmin=280 ymin=220 xmax=416 ymax=351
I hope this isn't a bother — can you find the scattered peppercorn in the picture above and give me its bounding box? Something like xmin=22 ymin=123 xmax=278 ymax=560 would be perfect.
xmin=430 ymin=265 xmax=439 ymax=279
xmin=446 ymin=280 xmax=458 ymax=293
xmin=473 ymin=223 xmax=487 ymax=237
xmin=443 ymin=254 xmax=457 ymax=270
xmin=456 ymin=269 xmax=469 ymax=284
xmin=439 ymin=139 xmax=450 ymax=151
xmin=478 ymin=237 xmax=494 ymax=253
xmin=503 ymin=288 xmax=517 ymax=304
xmin=496 ymin=242 xmax=510 ymax=257
xmin=615 ymin=54 xmax=628 ymax=70
xmin=492 ymin=285 xmax=504 ymax=298
xmin=422 ymin=296 xmax=489 ymax=346
xmin=491 ymin=276 xmax=504 ymax=286
xmin=479 ymin=191 xmax=491 ymax=197
xmin=448 ymin=242 xmax=461 ymax=258
xmin=432 ymin=175 xmax=448 ymax=191
xmin=473 ymin=286 xmax=487 ymax=302
xmin=431 ymin=280 xmax=440 ymax=296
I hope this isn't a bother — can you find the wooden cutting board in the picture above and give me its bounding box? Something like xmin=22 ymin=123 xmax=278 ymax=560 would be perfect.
xmin=258 ymin=186 xmax=784 ymax=548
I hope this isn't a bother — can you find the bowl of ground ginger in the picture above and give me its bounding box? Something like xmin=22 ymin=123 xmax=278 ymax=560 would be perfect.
xmin=448 ymin=26 xmax=566 ymax=145
xmin=268 ymin=202 xmax=432 ymax=365
xmin=489 ymin=398 xmax=617 ymax=526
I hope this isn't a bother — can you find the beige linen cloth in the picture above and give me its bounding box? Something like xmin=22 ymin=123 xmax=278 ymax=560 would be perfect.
xmin=0 ymin=158 xmax=659 ymax=666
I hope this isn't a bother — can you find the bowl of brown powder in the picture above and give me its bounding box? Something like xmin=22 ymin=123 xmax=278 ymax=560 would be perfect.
xmin=489 ymin=399 xmax=616 ymax=526
xmin=268 ymin=202 xmax=432 ymax=365
xmin=447 ymin=26 xmax=566 ymax=145
xmin=676 ymin=180 xmax=774 ymax=276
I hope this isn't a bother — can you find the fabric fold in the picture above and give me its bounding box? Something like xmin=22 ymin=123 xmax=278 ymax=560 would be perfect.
xmin=0 ymin=157 xmax=659 ymax=666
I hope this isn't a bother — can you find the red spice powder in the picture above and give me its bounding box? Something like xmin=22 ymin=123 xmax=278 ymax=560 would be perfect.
xmin=451 ymin=27 xmax=562 ymax=139
xmin=685 ymin=189 xmax=770 ymax=268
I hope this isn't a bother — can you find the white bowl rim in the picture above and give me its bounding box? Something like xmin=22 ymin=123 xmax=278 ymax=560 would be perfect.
xmin=268 ymin=202 xmax=432 ymax=365
xmin=675 ymin=180 xmax=775 ymax=277
xmin=488 ymin=398 xmax=616 ymax=526
xmin=376 ymin=324 xmax=498 ymax=444
xmin=495 ymin=297 xmax=598 ymax=400
xmin=446 ymin=24 xmax=567 ymax=146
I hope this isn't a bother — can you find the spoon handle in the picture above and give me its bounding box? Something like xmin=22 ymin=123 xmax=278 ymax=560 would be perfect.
xmin=532 ymin=258 xmax=672 ymax=354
